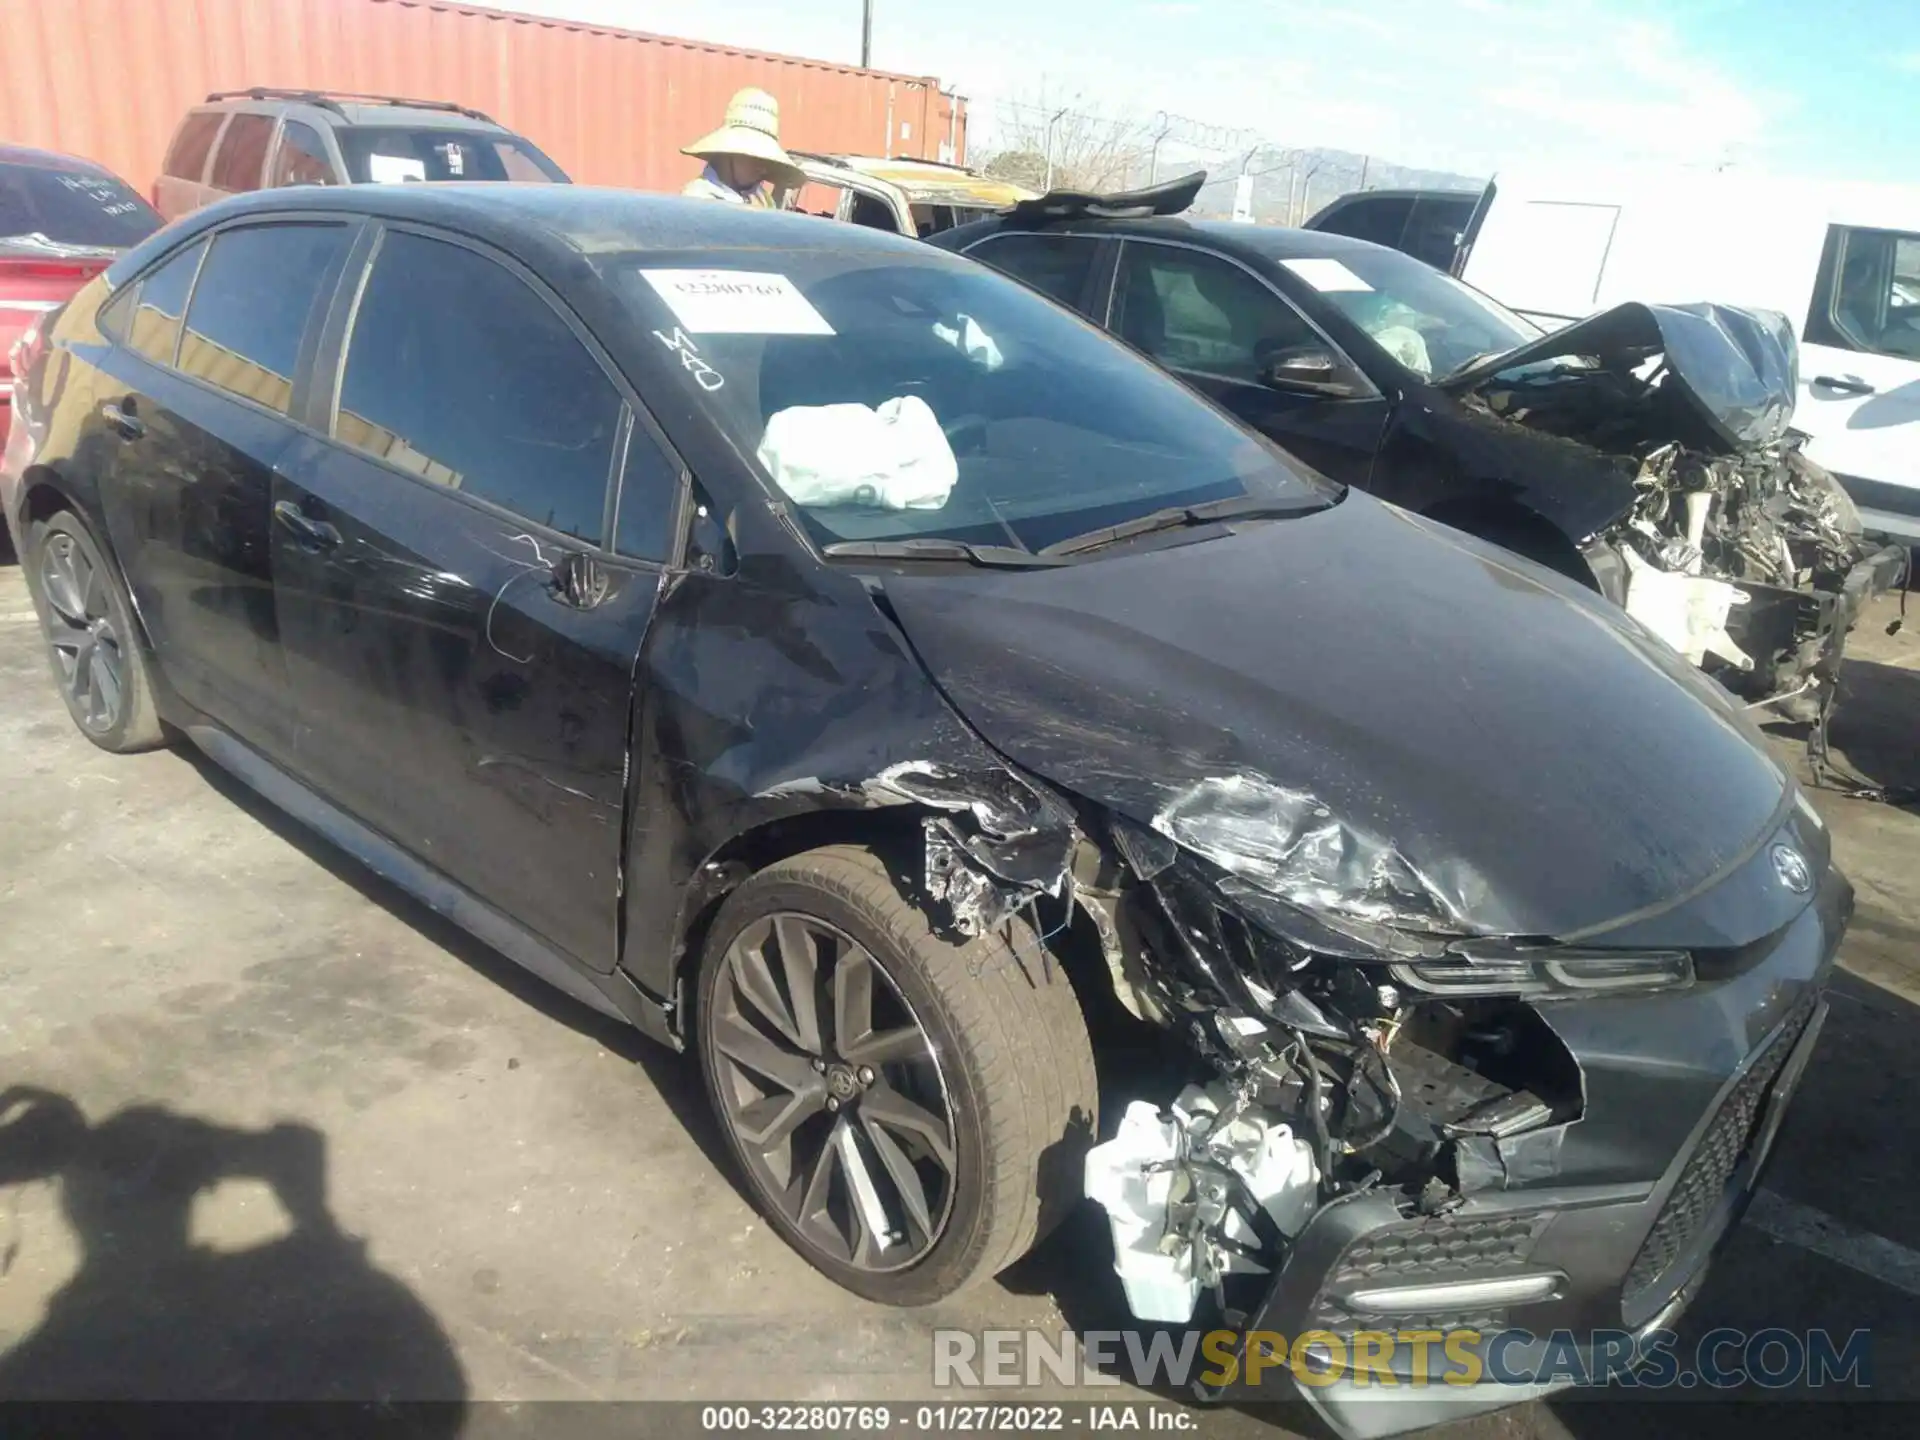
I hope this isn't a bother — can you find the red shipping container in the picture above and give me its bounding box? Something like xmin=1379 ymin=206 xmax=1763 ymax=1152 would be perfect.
xmin=0 ymin=0 xmax=967 ymax=196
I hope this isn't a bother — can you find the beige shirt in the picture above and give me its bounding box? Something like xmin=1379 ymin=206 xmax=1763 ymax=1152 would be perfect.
xmin=682 ymin=167 xmax=775 ymax=207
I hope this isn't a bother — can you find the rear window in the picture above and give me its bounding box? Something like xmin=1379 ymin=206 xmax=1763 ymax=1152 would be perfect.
xmin=164 ymin=113 xmax=224 ymax=180
xmin=336 ymin=128 xmax=568 ymax=184
xmin=210 ymin=114 xmax=275 ymax=192
xmin=0 ymin=161 xmax=161 ymax=251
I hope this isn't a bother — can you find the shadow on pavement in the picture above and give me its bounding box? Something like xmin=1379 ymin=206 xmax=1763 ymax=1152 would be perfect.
xmin=0 ymin=1086 xmax=465 ymax=1414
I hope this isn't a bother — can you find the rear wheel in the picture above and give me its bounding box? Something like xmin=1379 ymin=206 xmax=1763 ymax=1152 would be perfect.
xmin=697 ymin=844 xmax=1097 ymax=1306
xmin=28 ymin=510 xmax=165 ymax=752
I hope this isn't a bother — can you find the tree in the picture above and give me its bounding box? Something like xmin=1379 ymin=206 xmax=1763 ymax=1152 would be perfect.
xmin=978 ymin=93 xmax=1151 ymax=194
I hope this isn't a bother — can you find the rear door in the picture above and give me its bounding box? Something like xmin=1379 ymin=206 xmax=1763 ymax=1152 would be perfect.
xmin=155 ymin=111 xmax=226 ymax=219
xmin=1106 ymin=238 xmax=1389 ymax=484
xmin=270 ymin=225 xmax=677 ymax=969
xmin=1796 ymin=222 xmax=1920 ymax=538
xmin=87 ymin=218 xmax=357 ymax=756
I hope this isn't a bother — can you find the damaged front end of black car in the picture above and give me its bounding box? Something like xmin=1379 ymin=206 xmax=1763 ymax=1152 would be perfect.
xmin=1443 ymin=301 xmax=1909 ymax=725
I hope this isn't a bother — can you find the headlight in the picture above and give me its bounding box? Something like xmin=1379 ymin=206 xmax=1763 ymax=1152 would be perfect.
xmin=1388 ymin=949 xmax=1694 ymax=998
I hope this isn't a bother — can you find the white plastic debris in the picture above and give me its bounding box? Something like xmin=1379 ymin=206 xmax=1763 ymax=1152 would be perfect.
xmin=1172 ymin=1084 xmax=1319 ymax=1245
xmin=1084 ymin=1102 xmax=1197 ymax=1323
xmin=1623 ymin=547 xmax=1755 ymax=670
xmin=756 ymin=396 xmax=958 ymax=511
xmin=1084 ymin=1089 xmax=1319 ymax=1325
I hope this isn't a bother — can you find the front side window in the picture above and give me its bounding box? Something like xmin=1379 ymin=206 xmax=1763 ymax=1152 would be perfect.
xmin=1114 ymin=243 xmax=1321 ymax=383
xmin=210 ymin=114 xmax=275 ymax=192
xmin=271 ymin=121 xmax=337 ymax=187
xmin=334 ymin=232 xmax=620 ymax=541
xmin=1266 ymin=242 xmax=1538 ymax=378
xmin=1811 ymin=225 xmax=1920 ymax=361
xmin=0 ymin=162 xmax=161 ymax=250
xmin=164 ymin=114 xmax=224 ymax=181
xmin=126 ymin=241 xmax=207 ymax=366
xmin=607 ymin=248 xmax=1334 ymax=555
xmin=178 ymin=224 xmax=351 ymax=413
xmin=336 ymin=129 xmax=569 ymax=185
xmin=967 ymin=233 xmax=1099 ymax=311
xmin=847 ymin=192 xmax=900 ymax=232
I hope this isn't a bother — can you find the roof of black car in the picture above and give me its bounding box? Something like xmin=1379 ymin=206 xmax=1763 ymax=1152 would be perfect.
xmin=172 ymin=183 xmax=934 ymax=259
xmin=934 ymin=210 xmax=1410 ymax=271
xmin=0 ymin=143 xmax=113 ymax=175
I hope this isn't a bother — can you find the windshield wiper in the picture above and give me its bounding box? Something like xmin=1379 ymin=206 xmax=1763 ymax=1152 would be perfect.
xmin=1040 ymin=493 xmax=1331 ymax=557
xmin=821 ymin=537 xmax=1069 ymax=568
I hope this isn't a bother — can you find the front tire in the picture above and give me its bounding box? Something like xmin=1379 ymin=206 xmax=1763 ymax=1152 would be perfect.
xmin=27 ymin=510 xmax=165 ymax=753
xmin=696 ymin=844 xmax=1097 ymax=1306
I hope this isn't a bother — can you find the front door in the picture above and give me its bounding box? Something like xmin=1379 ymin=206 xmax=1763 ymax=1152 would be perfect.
xmin=1797 ymin=222 xmax=1920 ymax=537
xmin=270 ymin=227 xmax=679 ymax=970
xmin=89 ymin=219 xmax=356 ymax=757
xmin=1107 ymin=239 xmax=1390 ymax=486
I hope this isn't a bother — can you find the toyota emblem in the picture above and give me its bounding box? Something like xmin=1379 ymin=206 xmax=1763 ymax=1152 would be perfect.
xmin=1770 ymin=843 xmax=1813 ymax=895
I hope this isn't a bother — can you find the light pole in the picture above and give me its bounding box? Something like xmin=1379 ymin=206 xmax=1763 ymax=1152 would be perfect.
xmin=860 ymin=0 xmax=873 ymax=68
xmin=1148 ymin=112 xmax=1172 ymax=186
xmin=1043 ymin=106 xmax=1069 ymax=191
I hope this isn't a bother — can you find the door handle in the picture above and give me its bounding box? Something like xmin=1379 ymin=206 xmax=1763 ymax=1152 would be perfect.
xmin=98 ymin=399 xmax=146 ymax=439
xmin=1812 ymin=374 xmax=1876 ymax=396
xmin=273 ymin=499 xmax=341 ymax=550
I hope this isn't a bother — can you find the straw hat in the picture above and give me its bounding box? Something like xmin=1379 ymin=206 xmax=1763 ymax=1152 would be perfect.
xmin=682 ymin=87 xmax=806 ymax=188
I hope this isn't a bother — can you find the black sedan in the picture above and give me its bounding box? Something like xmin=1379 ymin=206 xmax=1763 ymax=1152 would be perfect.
xmin=4 ymin=185 xmax=1841 ymax=1436
xmin=930 ymin=179 xmax=1906 ymax=722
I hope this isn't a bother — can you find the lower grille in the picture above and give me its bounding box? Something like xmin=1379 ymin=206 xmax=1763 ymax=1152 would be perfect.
xmin=1621 ymin=992 xmax=1819 ymax=1315
xmin=1309 ymin=1212 xmax=1550 ymax=1334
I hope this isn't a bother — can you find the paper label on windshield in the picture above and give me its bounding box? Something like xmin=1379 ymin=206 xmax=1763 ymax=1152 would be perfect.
xmin=1282 ymin=258 xmax=1374 ymax=293
xmin=367 ymin=154 xmax=427 ymax=184
xmin=640 ymin=270 xmax=835 ymax=335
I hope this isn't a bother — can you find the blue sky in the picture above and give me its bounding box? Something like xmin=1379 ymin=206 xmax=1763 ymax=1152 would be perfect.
xmin=467 ymin=0 xmax=1918 ymax=181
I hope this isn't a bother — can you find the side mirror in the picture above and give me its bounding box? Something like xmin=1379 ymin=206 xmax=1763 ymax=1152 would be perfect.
xmin=550 ymin=549 xmax=609 ymax=609
xmin=1263 ymin=349 xmax=1355 ymax=394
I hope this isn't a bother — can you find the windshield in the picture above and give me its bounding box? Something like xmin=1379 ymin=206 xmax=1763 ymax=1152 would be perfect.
xmin=0 ymin=161 xmax=161 ymax=251
xmin=608 ymin=247 xmax=1336 ymax=554
xmin=338 ymin=128 xmax=569 ymax=184
xmin=1277 ymin=247 xmax=1537 ymax=379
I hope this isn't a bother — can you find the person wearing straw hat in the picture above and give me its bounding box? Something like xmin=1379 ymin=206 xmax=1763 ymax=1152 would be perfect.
xmin=681 ymin=88 xmax=806 ymax=207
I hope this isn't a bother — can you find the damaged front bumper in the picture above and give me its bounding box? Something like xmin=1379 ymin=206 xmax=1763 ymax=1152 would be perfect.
xmin=1189 ymin=857 xmax=1844 ymax=1437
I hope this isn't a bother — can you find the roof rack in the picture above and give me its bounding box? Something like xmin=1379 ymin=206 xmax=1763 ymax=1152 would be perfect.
xmin=792 ymin=151 xmax=982 ymax=175
xmin=1004 ymin=169 xmax=1207 ymax=223
xmin=205 ymin=88 xmax=497 ymax=124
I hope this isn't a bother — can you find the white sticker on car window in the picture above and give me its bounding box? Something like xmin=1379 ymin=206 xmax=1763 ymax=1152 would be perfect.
xmin=368 ymin=154 xmax=427 ymax=184
xmin=1282 ymin=258 xmax=1375 ymax=293
xmin=640 ymin=269 xmax=835 ymax=335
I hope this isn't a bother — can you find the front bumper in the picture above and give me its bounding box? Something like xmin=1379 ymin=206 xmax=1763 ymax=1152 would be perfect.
xmin=1208 ymin=856 xmax=1849 ymax=1438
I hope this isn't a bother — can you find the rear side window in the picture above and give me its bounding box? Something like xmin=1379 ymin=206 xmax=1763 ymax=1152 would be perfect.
xmin=164 ymin=114 xmax=224 ymax=180
xmin=270 ymin=121 xmax=336 ymax=187
xmin=1807 ymin=224 xmax=1920 ymax=361
xmin=334 ymin=231 xmax=620 ymax=541
xmin=0 ymin=162 xmax=161 ymax=248
xmin=1310 ymin=194 xmax=1414 ymax=250
xmin=966 ymin=233 xmax=1099 ymax=310
xmin=178 ymin=223 xmax=352 ymax=413
xmin=210 ymin=114 xmax=274 ymax=192
xmin=126 ymin=241 xmax=207 ymax=365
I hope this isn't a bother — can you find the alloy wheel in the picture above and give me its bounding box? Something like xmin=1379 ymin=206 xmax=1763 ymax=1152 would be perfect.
xmin=708 ymin=913 xmax=958 ymax=1272
xmin=38 ymin=532 xmax=127 ymax=735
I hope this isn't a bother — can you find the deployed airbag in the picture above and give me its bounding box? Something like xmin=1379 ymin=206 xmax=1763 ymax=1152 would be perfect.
xmin=756 ymin=396 xmax=958 ymax=510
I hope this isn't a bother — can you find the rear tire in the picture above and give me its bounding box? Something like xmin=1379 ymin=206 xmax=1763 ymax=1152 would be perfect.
xmin=26 ymin=510 xmax=166 ymax=753
xmin=696 ymin=844 xmax=1097 ymax=1306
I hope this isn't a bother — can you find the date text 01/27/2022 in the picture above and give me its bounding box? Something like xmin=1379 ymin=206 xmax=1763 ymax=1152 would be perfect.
xmin=698 ymin=1405 xmax=1197 ymax=1431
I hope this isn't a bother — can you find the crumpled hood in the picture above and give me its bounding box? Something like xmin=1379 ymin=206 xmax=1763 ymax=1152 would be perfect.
xmin=1441 ymin=300 xmax=1799 ymax=453
xmin=880 ymin=494 xmax=1793 ymax=941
